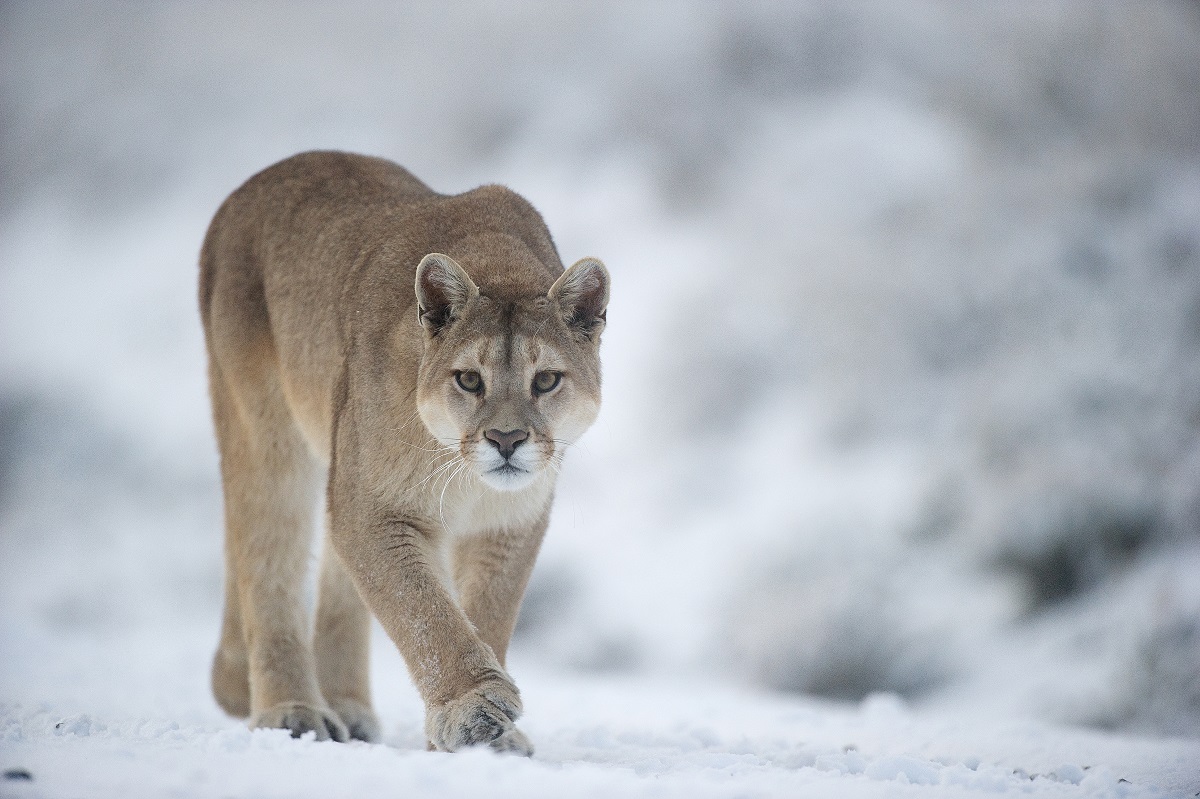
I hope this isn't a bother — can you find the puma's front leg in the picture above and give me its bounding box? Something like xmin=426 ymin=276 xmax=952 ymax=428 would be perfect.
xmin=331 ymin=508 xmax=532 ymax=755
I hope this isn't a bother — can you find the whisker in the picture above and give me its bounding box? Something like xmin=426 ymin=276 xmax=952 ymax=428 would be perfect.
xmin=397 ymin=440 xmax=455 ymax=454
xmin=438 ymin=459 xmax=469 ymax=530
xmin=384 ymin=410 xmax=427 ymax=437
xmin=411 ymin=450 xmax=461 ymax=492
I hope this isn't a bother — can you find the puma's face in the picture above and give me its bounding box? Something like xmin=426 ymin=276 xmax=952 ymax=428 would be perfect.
xmin=414 ymin=253 xmax=608 ymax=493
xmin=419 ymin=315 xmax=600 ymax=492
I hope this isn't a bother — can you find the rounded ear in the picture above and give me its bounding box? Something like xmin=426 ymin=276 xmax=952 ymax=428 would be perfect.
xmin=548 ymin=257 xmax=609 ymax=339
xmin=415 ymin=253 xmax=479 ymax=335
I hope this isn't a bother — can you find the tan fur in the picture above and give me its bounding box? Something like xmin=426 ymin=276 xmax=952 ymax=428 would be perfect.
xmin=200 ymin=151 xmax=608 ymax=753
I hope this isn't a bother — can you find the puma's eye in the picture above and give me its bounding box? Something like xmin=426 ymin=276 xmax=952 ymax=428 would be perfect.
xmin=455 ymin=370 xmax=483 ymax=394
xmin=532 ymin=370 xmax=561 ymax=395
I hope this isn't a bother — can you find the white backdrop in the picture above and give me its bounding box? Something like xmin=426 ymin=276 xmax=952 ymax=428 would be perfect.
xmin=2 ymin=2 xmax=1199 ymax=742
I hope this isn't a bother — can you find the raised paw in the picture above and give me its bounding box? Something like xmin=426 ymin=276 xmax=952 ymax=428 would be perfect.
xmin=425 ymin=676 xmax=531 ymax=755
xmin=251 ymin=701 xmax=349 ymax=742
xmin=489 ymin=726 xmax=534 ymax=756
xmin=327 ymin=697 xmax=382 ymax=743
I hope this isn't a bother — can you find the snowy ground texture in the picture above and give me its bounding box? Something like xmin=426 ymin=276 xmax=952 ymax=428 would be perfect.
xmin=2 ymin=2 xmax=1200 ymax=797
xmin=4 ymin=669 xmax=1199 ymax=798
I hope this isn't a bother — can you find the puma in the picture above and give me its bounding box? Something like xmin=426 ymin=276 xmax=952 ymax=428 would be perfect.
xmin=199 ymin=151 xmax=608 ymax=755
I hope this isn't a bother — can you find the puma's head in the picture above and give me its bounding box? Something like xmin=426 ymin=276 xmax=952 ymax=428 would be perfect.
xmin=413 ymin=251 xmax=609 ymax=493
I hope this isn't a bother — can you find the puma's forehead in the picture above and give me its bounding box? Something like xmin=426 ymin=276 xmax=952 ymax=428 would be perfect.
xmin=453 ymin=296 xmax=574 ymax=360
xmin=465 ymin=335 xmax=557 ymax=367
xmin=473 ymin=295 xmax=553 ymax=330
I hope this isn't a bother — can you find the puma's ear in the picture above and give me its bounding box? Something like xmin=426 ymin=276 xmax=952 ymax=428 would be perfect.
xmin=549 ymin=257 xmax=609 ymax=339
xmin=415 ymin=253 xmax=479 ymax=335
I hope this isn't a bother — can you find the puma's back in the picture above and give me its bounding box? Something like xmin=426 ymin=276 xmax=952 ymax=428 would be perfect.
xmin=201 ymin=151 xmax=578 ymax=460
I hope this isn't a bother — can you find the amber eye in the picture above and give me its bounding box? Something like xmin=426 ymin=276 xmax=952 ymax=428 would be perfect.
xmin=455 ymin=370 xmax=483 ymax=394
xmin=532 ymin=371 xmax=561 ymax=395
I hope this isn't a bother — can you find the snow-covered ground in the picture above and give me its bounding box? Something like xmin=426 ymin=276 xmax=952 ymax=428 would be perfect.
xmin=2 ymin=2 xmax=1199 ymax=796
xmin=4 ymin=601 xmax=1199 ymax=797
xmin=6 ymin=660 xmax=1200 ymax=798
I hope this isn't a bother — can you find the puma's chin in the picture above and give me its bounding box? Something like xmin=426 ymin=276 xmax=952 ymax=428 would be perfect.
xmin=478 ymin=463 xmax=540 ymax=493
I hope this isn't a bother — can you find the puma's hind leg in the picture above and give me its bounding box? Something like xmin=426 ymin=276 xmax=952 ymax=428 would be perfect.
xmin=208 ymin=354 xmax=347 ymax=742
xmin=211 ymin=567 xmax=250 ymax=717
xmin=315 ymin=528 xmax=381 ymax=742
xmin=451 ymin=519 xmax=548 ymax=669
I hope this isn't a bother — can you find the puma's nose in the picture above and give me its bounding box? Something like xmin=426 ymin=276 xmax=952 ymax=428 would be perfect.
xmin=484 ymin=429 xmax=529 ymax=460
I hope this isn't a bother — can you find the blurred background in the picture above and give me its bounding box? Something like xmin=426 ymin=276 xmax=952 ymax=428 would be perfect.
xmin=2 ymin=2 xmax=1198 ymax=738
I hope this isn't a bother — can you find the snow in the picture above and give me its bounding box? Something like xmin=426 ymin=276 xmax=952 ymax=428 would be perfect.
xmin=5 ymin=659 xmax=1199 ymax=797
xmin=2 ymin=2 xmax=1199 ymax=797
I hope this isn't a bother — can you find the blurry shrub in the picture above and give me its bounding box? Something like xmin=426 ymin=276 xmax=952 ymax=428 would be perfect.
xmin=1110 ymin=614 xmax=1200 ymax=737
xmin=994 ymin=498 xmax=1160 ymax=609
xmin=722 ymin=541 xmax=947 ymax=701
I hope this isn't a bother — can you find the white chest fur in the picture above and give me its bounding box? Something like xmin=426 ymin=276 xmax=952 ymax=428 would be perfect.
xmin=434 ymin=470 xmax=556 ymax=538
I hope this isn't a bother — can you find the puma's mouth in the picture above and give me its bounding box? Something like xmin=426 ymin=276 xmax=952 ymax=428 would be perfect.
xmin=470 ymin=433 xmax=545 ymax=492
xmin=477 ymin=458 xmax=539 ymax=492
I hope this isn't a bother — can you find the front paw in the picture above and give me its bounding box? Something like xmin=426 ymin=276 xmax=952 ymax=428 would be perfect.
xmin=425 ymin=676 xmax=532 ymax=756
xmin=251 ymin=701 xmax=349 ymax=742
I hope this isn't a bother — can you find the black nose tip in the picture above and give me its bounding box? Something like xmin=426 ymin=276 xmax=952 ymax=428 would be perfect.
xmin=484 ymin=429 xmax=529 ymax=460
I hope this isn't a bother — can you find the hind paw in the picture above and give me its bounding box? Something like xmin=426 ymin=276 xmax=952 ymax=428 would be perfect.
xmin=328 ymin=697 xmax=381 ymax=743
xmin=251 ymin=702 xmax=349 ymax=742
